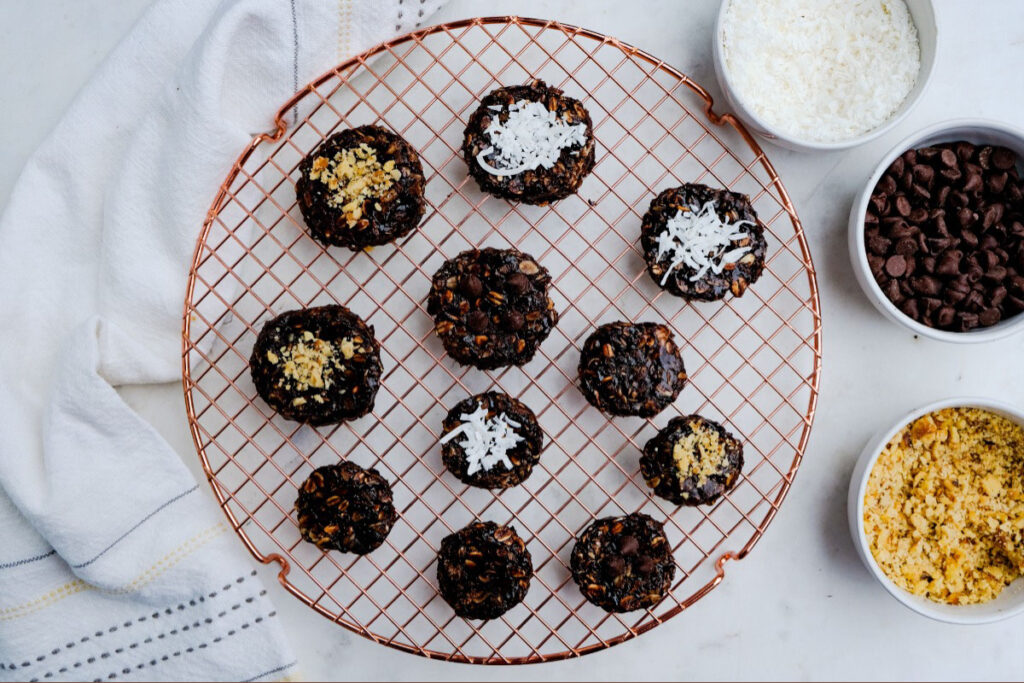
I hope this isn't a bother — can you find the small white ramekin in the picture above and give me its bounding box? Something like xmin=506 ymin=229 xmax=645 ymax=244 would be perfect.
xmin=848 ymin=119 xmax=1024 ymax=343
xmin=848 ymin=397 xmax=1024 ymax=624
xmin=712 ymin=0 xmax=938 ymax=153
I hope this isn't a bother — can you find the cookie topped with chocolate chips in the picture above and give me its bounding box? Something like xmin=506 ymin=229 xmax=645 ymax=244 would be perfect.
xmin=462 ymin=79 xmax=596 ymax=205
xmin=440 ymin=391 xmax=544 ymax=490
xmin=249 ymin=305 xmax=382 ymax=425
xmin=577 ymin=321 xmax=687 ymax=418
xmin=295 ymin=462 xmax=397 ymax=555
xmin=437 ymin=521 xmax=533 ymax=620
xmin=427 ymin=247 xmax=559 ymax=369
xmin=296 ymin=125 xmax=426 ymax=249
xmin=640 ymin=184 xmax=767 ymax=301
xmin=570 ymin=512 xmax=675 ymax=613
xmin=640 ymin=415 xmax=744 ymax=507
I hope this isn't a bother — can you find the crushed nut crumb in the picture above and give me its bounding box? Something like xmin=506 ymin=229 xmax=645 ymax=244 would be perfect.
xmin=278 ymin=336 xmax=340 ymax=391
xmin=308 ymin=143 xmax=402 ymax=227
xmin=672 ymin=425 xmax=725 ymax=482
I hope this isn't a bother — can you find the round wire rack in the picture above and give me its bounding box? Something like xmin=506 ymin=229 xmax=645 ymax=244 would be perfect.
xmin=182 ymin=16 xmax=822 ymax=664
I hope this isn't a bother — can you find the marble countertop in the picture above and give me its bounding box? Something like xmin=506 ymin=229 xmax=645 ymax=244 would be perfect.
xmin=3 ymin=0 xmax=1024 ymax=679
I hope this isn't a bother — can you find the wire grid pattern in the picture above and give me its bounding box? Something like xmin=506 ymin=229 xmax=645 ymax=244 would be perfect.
xmin=182 ymin=17 xmax=821 ymax=664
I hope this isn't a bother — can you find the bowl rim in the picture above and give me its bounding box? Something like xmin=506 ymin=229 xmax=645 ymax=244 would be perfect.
xmin=849 ymin=396 xmax=1024 ymax=624
xmin=849 ymin=117 xmax=1024 ymax=343
xmin=712 ymin=0 xmax=938 ymax=152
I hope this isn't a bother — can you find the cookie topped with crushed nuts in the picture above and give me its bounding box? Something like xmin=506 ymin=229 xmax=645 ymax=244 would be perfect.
xmin=296 ymin=125 xmax=426 ymax=249
xmin=249 ymin=305 xmax=382 ymax=425
xmin=578 ymin=321 xmax=687 ymax=418
xmin=640 ymin=415 xmax=744 ymax=506
xmin=462 ymin=79 xmax=596 ymax=205
xmin=640 ymin=184 xmax=766 ymax=301
xmin=440 ymin=391 xmax=544 ymax=490
xmin=295 ymin=462 xmax=397 ymax=555
xmin=570 ymin=512 xmax=675 ymax=613
xmin=427 ymin=247 xmax=559 ymax=369
xmin=437 ymin=521 xmax=533 ymax=620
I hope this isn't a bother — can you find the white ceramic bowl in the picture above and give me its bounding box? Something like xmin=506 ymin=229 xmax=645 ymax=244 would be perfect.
xmin=712 ymin=0 xmax=938 ymax=152
xmin=848 ymin=397 xmax=1024 ymax=624
xmin=848 ymin=119 xmax=1024 ymax=343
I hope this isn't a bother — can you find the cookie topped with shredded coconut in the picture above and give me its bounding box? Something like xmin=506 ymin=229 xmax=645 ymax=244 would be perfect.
xmin=721 ymin=0 xmax=921 ymax=143
xmin=440 ymin=392 xmax=544 ymax=490
xmin=640 ymin=184 xmax=767 ymax=301
xmin=462 ymin=80 xmax=595 ymax=205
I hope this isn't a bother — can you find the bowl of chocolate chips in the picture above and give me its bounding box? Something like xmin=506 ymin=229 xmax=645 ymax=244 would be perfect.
xmin=849 ymin=119 xmax=1024 ymax=342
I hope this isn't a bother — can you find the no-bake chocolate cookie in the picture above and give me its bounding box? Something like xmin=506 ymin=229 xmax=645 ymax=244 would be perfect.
xmin=577 ymin=321 xmax=687 ymax=418
xmin=296 ymin=125 xmax=426 ymax=249
xmin=440 ymin=392 xmax=544 ymax=490
xmin=462 ymin=79 xmax=595 ymax=205
xmin=250 ymin=305 xmax=382 ymax=425
xmin=570 ymin=512 xmax=675 ymax=613
xmin=640 ymin=415 xmax=744 ymax=507
xmin=427 ymin=247 xmax=558 ymax=369
xmin=437 ymin=521 xmax=533 ymax=620
xmin=295 ymin=462 xmax=397 ymax=555
xmin=640 ymin=184 xmax=767 ymax=301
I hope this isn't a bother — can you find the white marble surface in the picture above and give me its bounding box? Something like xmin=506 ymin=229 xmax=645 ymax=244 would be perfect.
xmin=3 ymin=0 xmax=1024 ymax=679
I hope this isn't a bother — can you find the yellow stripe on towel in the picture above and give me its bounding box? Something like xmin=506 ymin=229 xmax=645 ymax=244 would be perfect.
xmin=0 ymin=522 xmax=228 ymax=621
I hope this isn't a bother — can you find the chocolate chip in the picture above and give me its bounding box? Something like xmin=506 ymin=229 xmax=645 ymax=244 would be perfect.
xmin=979 ymin=146 xmax=994 ymax=170
xmin=885 ymin=254 xmax=907 ymax=278
xmin=467 ymin=310 xmax=489 ymax=332
xmin=634 ymin=555 xmax=656 ymax=575
xmin=894 ymin=237 xmax=917 ymax=256
xmin=504 ymin=272 xmax=530 ymax=295
xmin=940 ymin=148 xmax=958 ymax=168
xmin=956 ymin=311 xmax=980 ymax=331
xmin=992 ymin=147 xmax=1016 ymax=171
xmin=936 ymin=250 xmax=962 ymax=276
xmin=459 ymin=274 xmax=483 ymax=298
xmin=502 ymin=310 xmax=525 ymax=331
xmin=940 ymin=167 xmax=962 ymax=184
xmin=912 ymin=164 xmax=935 ymax=186
xmin=964 ymin=165 xmax=984 ymax=193
xmin=911 ymin=275 xmax=942 ymax=296
xmin=884 ymin=279 xmax=903 ymax=304
xmin=935 ymin=306 xmax=956 ymax=327
xmin=894 ymin=195 xmax=911 ymax=217
xmin=604 ymin=555 xmax=626 ymax=577
xmin=868 ymin=234 xmax=892 ymax=255
xmin=619 ymin=535 xmax=639 ymax=556
xmin=988 ymin=172 xmax=1009 ymax=195
xmin=980 ymin=308 xmax=1002 ymax=326
xmin=900 ymin=298 xmax=919 ymax=320
xmin=983 ymin=204 xmax=1004 ymax=230
xmin=909 ymin=208 xmax=929 ymax=224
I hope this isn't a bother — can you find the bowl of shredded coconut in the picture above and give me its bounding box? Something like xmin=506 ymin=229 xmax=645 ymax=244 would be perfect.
xmin=714 ymin=0 xmax=937 ymax=152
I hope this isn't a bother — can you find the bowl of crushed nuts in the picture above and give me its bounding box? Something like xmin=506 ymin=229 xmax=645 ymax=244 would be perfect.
xmin=848 ymin=397 xmax=1024 ymax=623
xmin=849 ymin=119 xmax=1024 ymax=342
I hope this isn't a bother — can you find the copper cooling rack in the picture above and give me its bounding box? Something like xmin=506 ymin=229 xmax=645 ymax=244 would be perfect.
xmin=182 ymin=16 xmax=821 ymax=664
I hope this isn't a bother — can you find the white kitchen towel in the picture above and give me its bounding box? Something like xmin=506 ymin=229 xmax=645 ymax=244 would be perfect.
xmin=0 ymin=0 xmax=444 ymax=680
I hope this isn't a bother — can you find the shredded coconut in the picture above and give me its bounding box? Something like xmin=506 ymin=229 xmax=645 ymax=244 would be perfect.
xmin=439 ymin=400 xmax=523 ymax=476
xmin=654 ymin=201 xmax=753 ymax=285
xmin=476 ymin=99 xmax=587 ymax=177
xmin=721 ymin=0 xmax=921 ymax=142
